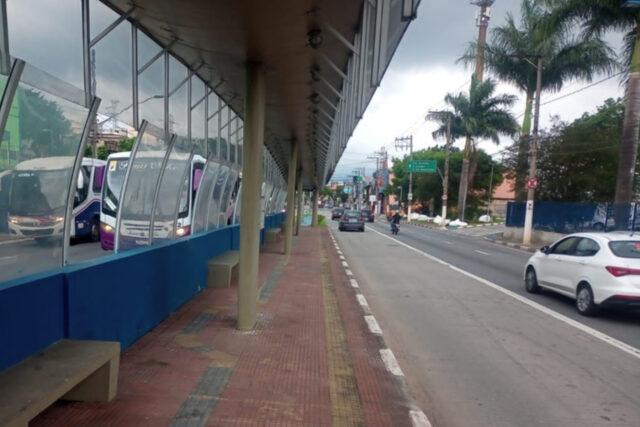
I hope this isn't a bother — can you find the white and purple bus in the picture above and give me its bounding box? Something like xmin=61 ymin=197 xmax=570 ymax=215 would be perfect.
xmin=6 ymin=157 xmax=106 ymax=242
xmin=100 ymin=151 xmax=205 ymax=250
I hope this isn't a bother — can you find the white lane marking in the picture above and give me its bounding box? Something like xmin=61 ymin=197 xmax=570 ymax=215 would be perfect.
xmin=339 ymin=255 xmax=345 ymax=260
xmin=474 ymin=250 xmax=490 ymax=256
xmin=0 ymin=238 xmax=33 ymax=246
xmin=380 ymin=348 xmax=404 ymax=376
xmin=341 ymin=261 xmax=349 ymax=267
xmin=368 ymin=227 xmax=640 ymax=361
xmin=350 ymin=279 xmax=359 ymax=288
xmin=365 ymin=315 xmax=383 ymax=335
xmin=445 ymin=241 xmax=452 ymax=244
xmin=0 ymin=255 xmax=18 ymax=264
xmin=345 ymin=269 xmax=353 ymax=276
xmin=337 ymin=250 xmax=343 ymax=255
xmin=356 ymin=294 xmax=369 ymax=307
xmin=410 ymin=410 xmax=433 ymax=427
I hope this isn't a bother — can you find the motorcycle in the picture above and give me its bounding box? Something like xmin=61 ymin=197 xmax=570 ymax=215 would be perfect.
xmin=390 ymin=221 xmax=399 ymax=235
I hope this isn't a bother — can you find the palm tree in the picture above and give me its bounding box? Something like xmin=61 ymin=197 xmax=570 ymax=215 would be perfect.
xmin=552 ymin=0 xmax=638 ymax=227
xmin=460 ymin=0 xmax=615 ymax=200
xmin=434 ymin=76 xmax=519 ymax=220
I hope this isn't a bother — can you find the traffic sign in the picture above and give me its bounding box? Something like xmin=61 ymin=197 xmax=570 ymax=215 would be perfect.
xmin=525 ymin=177 xmax=539 ymax=190
xmin=408 ymin=192 xmax=413 ymax=201
xmin=442 ymin=194 xmax=448 ymax=201
xmin=407 ymin=160 xmax=437 ymax=173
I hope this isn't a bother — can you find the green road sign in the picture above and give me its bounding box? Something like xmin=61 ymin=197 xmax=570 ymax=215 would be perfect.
xmin=407 ymin=160 xmax=436 ymax=173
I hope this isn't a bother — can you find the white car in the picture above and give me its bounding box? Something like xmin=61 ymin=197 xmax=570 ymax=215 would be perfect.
xmin=524 ymin=232 xmax=640 ymax=316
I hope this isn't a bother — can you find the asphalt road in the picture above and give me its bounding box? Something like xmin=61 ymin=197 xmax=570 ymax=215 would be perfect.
xmin=328 ymin=214 xmax=640 ymax=427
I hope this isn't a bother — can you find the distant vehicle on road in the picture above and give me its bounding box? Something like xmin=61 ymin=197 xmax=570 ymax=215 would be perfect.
xmin=331 ymin=207 xmax=344 ymax=220
xmin=339 ymin=210 xmax=365 ymax=232
xmin=360 ymin=208 xmax=375 ymax=222
xmin=100 ymin=152 xmax=205 ymax=250
xmin=7 ymin=157 xmax=106 ymax=243
xmin=524 ymin=232 xmax=640 ymax=316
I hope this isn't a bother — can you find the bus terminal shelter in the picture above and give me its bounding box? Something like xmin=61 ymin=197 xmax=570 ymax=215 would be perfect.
xmin=0 ymin=1 xmax=420 ymax=425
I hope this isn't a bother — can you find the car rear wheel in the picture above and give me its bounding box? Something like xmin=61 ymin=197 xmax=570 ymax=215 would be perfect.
xmin=525 ymin=267 xmax=541 ymax=293
xmin=576 ymin=283 xmax=598 ymax=316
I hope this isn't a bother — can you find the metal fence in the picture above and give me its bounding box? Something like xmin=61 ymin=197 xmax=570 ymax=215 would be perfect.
xmin=506 ymin=202 xmax=640 ymax=234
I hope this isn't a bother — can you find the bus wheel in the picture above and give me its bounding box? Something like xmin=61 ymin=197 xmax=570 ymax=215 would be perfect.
xmin=90 ymin=219 xmax=100 ymax=242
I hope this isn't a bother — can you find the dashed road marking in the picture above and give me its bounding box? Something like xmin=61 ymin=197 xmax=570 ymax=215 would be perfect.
xmin=474 ymin=250 xmax=490 ymax=255
xmin=379 ymin=348 xmax=403 ymax=376
xmin=356 ymin=294 xmax=368 ymax=307
xmin=341 ymin=261 xmax=349 ymax=267
xmin=345 ymin=269 xmax=353 ymax=276
xmin=350 ymin=279 xmax=359 ymax=288
xmin=368 ymin=227 xmax=640 ymax=361
xmin=409 ymin=410 xmax=433 ymax=427
xmin=364 ymin=315 xmax=382 ymax=335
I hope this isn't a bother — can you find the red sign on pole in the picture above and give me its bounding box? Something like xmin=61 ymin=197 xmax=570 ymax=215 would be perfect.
xmin=526 ymin=177 xmax=539 ymax=190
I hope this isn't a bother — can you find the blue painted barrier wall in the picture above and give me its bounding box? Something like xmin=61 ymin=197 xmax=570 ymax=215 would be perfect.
xmin=0 ymin=214 xmax=283 ymax=372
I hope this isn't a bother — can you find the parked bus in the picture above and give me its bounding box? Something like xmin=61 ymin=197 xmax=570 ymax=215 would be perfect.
xmin=6 ymin=157 xmax=106 ymax=242
xmin=100 ymin=151 xmax=206 ymax=250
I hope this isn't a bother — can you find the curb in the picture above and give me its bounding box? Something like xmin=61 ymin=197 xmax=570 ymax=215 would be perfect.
xmin=483 ymin=235 xmax=537 ymax=253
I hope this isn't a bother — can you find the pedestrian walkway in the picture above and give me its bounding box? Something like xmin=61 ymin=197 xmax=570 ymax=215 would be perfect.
xmin=32 ymin=227 xmax=413 ymax=426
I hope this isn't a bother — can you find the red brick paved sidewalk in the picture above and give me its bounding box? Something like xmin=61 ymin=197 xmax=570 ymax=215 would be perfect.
xmin=33 ymin=227 xmax=413 ymax=426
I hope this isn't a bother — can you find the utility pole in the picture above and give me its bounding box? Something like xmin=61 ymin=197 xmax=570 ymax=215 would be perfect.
xmin=395 ymin=136 xmax=413 ymax=222
xmin=427 ymin=110 xmax=453 ymax=229
xmin=471 ymin=0 xmax=495 ymax=82
xmin=523 ymin=56 xmax=542 ymax=245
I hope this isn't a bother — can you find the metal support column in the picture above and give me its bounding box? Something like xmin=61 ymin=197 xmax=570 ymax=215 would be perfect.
xmin=284 ymin=141 xmax=298 ymax=255
xmin=295 ymin=173 xmax=303 ymax=236
xmin=237 ymin=63 xmax=265 ymax=331
xmin=312 ymin=190 xmax=319 ymax=227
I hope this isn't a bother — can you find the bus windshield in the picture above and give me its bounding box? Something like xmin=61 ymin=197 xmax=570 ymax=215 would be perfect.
xmin=102 ymin=158 xmax=128 ymax=216
xmin=9 ymin=169 xmax=69 ymax=216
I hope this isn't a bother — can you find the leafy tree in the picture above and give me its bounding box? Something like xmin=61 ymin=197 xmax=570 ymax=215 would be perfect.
xmin=391 ymin=146 xmax=503 ymax=219
xmin=117 ymin=137 xmax=135 ymax=152
xmin=460 ymin=0 xmax=615 ymax=200
xmin=552 ymin=0 xmax=639 ymax=227
xmin=505 ymin=98 xmax=634 ymax=202
xmin=18 ymin=89 xmax=74 ymax=158
xmin=97 ymin=146 xmax=109 ymax=160
xmin=434 ymin=76 xmax=518 ymax=220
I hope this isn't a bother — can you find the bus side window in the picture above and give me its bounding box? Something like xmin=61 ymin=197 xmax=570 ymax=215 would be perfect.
xmin=93 ymin=165 xmax=105 ymax=193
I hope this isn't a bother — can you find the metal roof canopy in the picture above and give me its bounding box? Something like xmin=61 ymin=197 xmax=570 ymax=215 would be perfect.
xmin=101 ymin=0 xmax=418 ymax=189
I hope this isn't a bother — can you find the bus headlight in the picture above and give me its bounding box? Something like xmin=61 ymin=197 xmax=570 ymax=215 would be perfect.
xmin=53 ymin=216 xmax=65 ymax=223
xmin=101 ymin=222 xmax=114 ymax=233
xmin=176 ymin=226 xmax=190 ymax=237
xmin=8 ymin=216 xmax=19 ymax=224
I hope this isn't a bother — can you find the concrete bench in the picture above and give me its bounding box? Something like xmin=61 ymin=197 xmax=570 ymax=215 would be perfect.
xmin=265 ymin=228 xmax=281 ymax=243
xmin=207 ymin=250 xmax=240 ymax=288
xmin=0 ymin=339 xmax=120 ymax=427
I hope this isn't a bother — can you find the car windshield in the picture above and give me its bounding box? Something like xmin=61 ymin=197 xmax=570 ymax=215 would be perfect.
xmin=608 ymin=241 xmax=640 ymax=259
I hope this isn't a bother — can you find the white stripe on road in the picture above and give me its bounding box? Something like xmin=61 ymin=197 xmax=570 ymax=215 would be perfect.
xmin=364 ymin=315 xmax=383 ymax=335
xmin=356 ymin=294 xmax=369 ymax=307
xmin=444 ymin=241 xmax=452 ymax=244
xmin=380 ymin=348 xmax=404 ymax=376
xmin=341 ymin=261 xmax=349 ymax=268
xmin=339 ymin=255 xmax=345 ymax=260
xmin=368 ymin=227 xmax=640 ymax=361
xmin=350 ymin=279 xmax=359 ymax=288
xmin=345 ymin=269 xmax=353 ymax=276
xmin=409 ymin=410 xmax=433 ymax=427
xmin=474 ymin=250 xmax=490 ymax=255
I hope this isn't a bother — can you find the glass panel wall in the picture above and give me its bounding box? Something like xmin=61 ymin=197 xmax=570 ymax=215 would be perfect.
xmin=219 ymin=168 xmax=239 ymax=226
xmin=208 ymin=164 xmax=228 ymax=229
xmin=207 ymin=92 xmax=220 ymax=158
xmin=191 ymin=158 xmax=218 ymax=234
xmin=0 ymin=62 xmax=91 ymax=281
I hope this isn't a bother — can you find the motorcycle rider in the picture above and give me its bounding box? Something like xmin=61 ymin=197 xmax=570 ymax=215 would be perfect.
xmin=390 ymin=210 xmax=401 ymax=233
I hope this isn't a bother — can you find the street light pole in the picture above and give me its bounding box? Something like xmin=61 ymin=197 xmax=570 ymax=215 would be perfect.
xmin=523 ymin=56 xmax=542 ymax=245
xmin=395 ymin=136 xmax=413 ymax=221
xmin=427 ymin=110 xmax=453 ymax=228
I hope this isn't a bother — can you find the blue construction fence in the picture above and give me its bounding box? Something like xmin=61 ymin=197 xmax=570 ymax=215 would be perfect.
xmin=0 ymin=212 xmax=286 ymax=373
xmin=506 ymin=202 xmax=640 ymax=234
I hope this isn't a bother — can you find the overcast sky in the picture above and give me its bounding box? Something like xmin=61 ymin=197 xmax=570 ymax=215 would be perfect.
xmin=331 ymin=0 xmax=625 ymax=182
